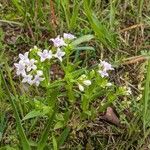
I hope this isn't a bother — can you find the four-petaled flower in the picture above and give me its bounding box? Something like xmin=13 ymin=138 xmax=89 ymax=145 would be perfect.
xmin=14 ymin=61 xmax=26 ymax=76
xmin=26 ymin=59 xmax=37 ymax=72
xmin=22 ymin=74 xmax=33 ymax=85
xmin=54 ymin=48 xmax=65 ymax=62
xmin=50 ymin=35 xmax=67 ymax=47
xmin=37 ymin=49 xmax=52 ymax=62
xmin=63 ymin=33 xmax=76 ymax=40
xmin=98 ymin=70 xmax=109 ymax=78
xmin=33 ymin=70 xmax=45 ymax=86
xmin=19 ymin=52 xmax=29 ymax=64
xmin=98 ymin=60 xmax=114 ymax=78
xmin=100 ymin=60 xmax=114 ymax=72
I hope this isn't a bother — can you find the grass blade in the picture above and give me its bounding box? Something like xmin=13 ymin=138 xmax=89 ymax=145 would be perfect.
xmin=83 ymin=0 xmax=117 ymax=49
xmin=58 ymin=127 xmax=70 ymax=148
xmin=0 ymin=69 xmax=31 ymax=150
xmin=71 ymin=34 xmax=94 ymax=46
xmin=37 ymin=111 xmax=56 ymax=150
xmin=143 ymin=59 xmax=150 ymax=135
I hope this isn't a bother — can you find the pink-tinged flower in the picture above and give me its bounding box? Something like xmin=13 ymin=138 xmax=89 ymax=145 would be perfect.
xmin=100 ymin=60 xmax=114 ymax=71
xmin=54 ymin=48 xmax=65 ymax=62
xmin=37 ymin=49 xmax=53 ymax=62
xmin=33 ymin=70 xmax=45 ymax=86
xmin=19 ymin=52 xmax=29 ymax=63
xmin=26 ymin=59 xmax=37 ymax=72
xmin=22 ymin=74 xmax=33 ymax=85
xmin=98 ymin=70 xmax=109 ymax=78
xmin=63 ymin=33 xmax=76 ymax=40
xmin=50 ymin=35 xmax=67 ymax=47
xmin=14 ymin=61 xmax=26 ymax=76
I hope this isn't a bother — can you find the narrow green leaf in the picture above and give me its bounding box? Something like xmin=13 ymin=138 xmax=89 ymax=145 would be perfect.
xmin=69 ymin=1 xmax=81 ymax=30
xmin=58 ymin=127 xmax=70 ymax=148
xmin=22 ymin=110 xmax=43 ymax=121
xmin=71 ymin=35 xmax=94 ymax=46
xmin=37 ymin=111 xmax=56 ymax=150
xmin=143 ymin=59 xmax=150 ymax=134
xmin=74 ymin=46 xmax=95 ymax=51
xmin=52 ymin=135 xmax=58 ymax=150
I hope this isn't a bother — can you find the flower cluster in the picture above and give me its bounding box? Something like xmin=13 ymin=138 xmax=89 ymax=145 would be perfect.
xmin=77 ymin=74 xmax=91 ymax=92
xmin=14 ymin=52 xmax=44 ymax=86
xmin=98 ymin=60 xmax=114 ymax=78
xmin=49 ymin=33 xmax=76 ymax=61
xmin=77 ymin=60 xmax=114 ymax=91
xmin=14 ymin=33 xmax=76 ymax=86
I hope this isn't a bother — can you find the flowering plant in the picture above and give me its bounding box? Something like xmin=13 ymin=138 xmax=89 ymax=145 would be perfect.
xmin=14 ymin=34 xmax=130 ymax=116
xmin=11 ymin=33 xmax=132 ymax=149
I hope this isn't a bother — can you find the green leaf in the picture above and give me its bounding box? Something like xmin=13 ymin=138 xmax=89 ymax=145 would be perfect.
xmin=71 ymin=35 xmax=94 ymax=46
xmin=58 ymin=127 xmax=70 ymax=148
xmin=83 ymin=0 xmax=117 ymax=49
xmin=54 ymin=121 xmax=64 ymax=130
xmin=69 ymin=1 xmax=81 ymax=30
xmin=22 ymin=110 xmax=43 ymax=121
xmin=52 ymin=135 xmax=58 ymax=150
xmin=37 ymin=111 xmax=56 ymax=150
xmin=74 ymin=46 xmax=95 ymax=51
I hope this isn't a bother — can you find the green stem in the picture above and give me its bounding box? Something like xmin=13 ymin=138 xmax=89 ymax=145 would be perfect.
xmin=143 ymin=59 xmax=150 ymax=136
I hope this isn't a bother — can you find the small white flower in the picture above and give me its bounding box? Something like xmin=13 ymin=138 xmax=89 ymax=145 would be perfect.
xmin=50 ymin=35 xmax=67 ymax=47
xmin=100 ymin=60 xmax=114 ymax=71
xmin=19 ymin=52 xmax=29 ymax=63
xmin=54 ymin=48 xmax=65 ymax=62
xmin=106 ymin=83 xmax=112 ymax=87
xmin=37 ymin=49 xmax=53 ymax=62
xmin=98 ymin=70 xmax=109 ymax=78
xmin=126 ymin=87 xmax=132 ymax=95
xmin=37 ymin=70 xmax=43 ymax=76
xmin=33 ymin=70 xmax=45 ymax=86
xmin=80 ymin=74 xmax=87 ymax=80
xmin=63 ymin=33 xmax=76 ymax=40
xmin=14 ymin=61 xmax=26 ymax=76
xmin=26 ymin=59 xmax=37 ymax=72
xmin=78 ymin=84 xmax=84 ymax=92
xmin=30 ymin=46 xmax=40 ymax=51
xmin=83 ymin=80 xmax=91 ymax=86
xmin=22 ymin=74 xmax=33 ymax=85
xmin=78 ymin=75 xmax=91 ymax=92
xmin=34 ymin=46 xmax=38 ymax=49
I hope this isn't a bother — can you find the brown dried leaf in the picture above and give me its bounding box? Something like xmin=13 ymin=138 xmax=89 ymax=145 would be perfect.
xmin=101 ymin=107 xmax=120 ymax=126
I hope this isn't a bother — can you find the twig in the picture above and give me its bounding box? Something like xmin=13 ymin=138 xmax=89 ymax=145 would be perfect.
xmin=121 ymin=55 xmax=148 ymax=65
xmin=119 ymin=24 xmax=144 ymax=33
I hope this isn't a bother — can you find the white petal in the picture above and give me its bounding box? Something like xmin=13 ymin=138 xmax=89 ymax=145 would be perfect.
xmin=63 ymin=33 xmax=76 ymax=40
xmin=78 ymin=84 xmax=84 ymax=92
xmin=83 ymin=80 xmax=91 ymax=86
xmin=37 ymin=70 xmax=43 ymax=76
xmin=106 ymin=83 xmax=112 ymax=86
xmin=37 ymin=51 xmax=42 ymax=57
